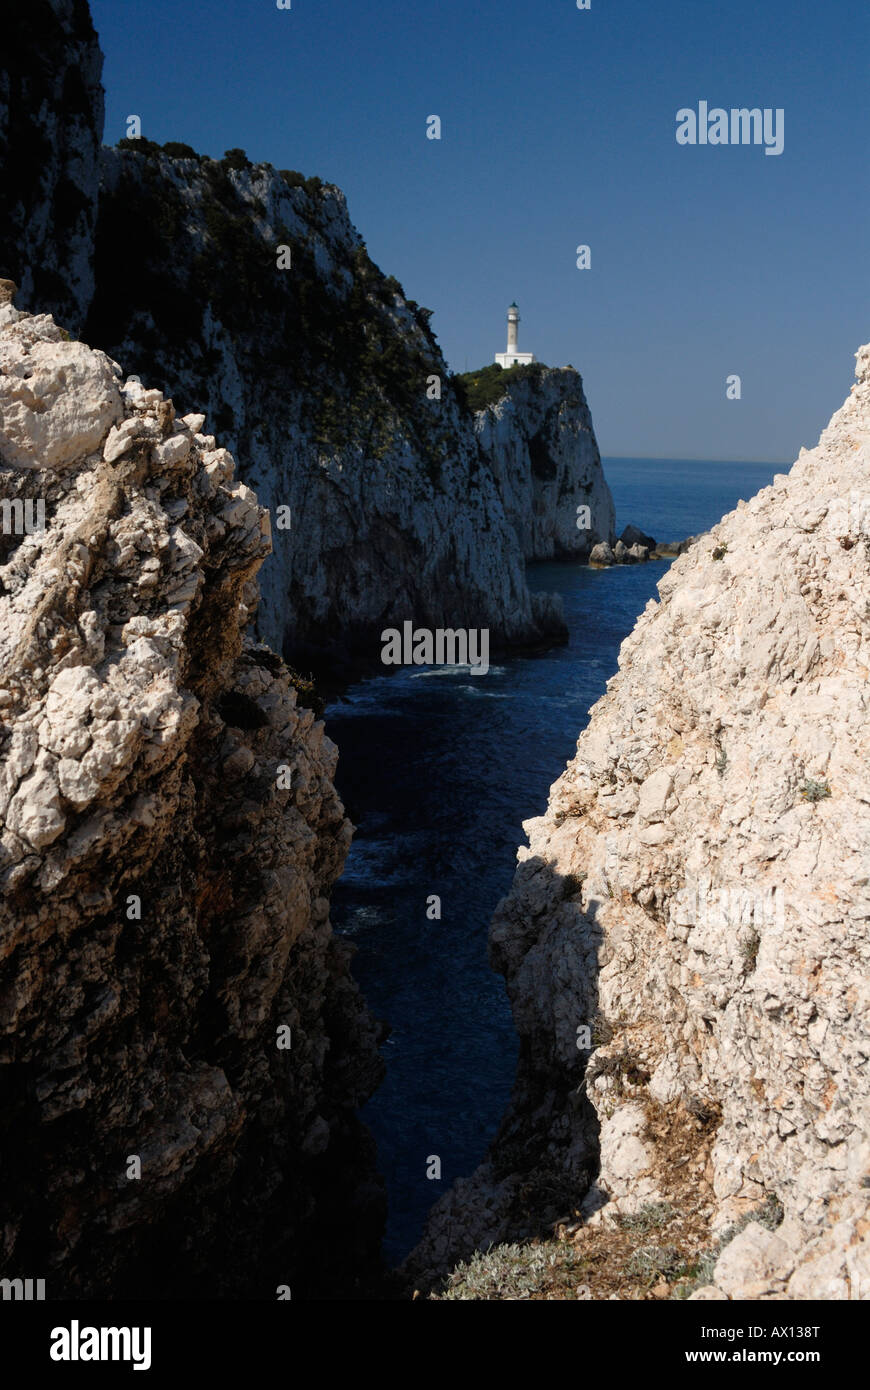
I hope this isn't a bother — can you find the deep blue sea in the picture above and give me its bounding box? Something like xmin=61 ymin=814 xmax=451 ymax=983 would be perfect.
xmin=325 ymin=457 xmax=784 ymax=1263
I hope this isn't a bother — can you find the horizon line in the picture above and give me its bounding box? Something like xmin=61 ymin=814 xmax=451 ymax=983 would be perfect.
xmin=602 ymin=454 xmax=792 ymax=467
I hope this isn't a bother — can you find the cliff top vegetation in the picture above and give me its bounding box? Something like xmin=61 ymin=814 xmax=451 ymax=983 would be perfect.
xmin=89 ymin=138 xmax=447 ymax=460
xmin=454 ymin=361 xmax=556 ymax=414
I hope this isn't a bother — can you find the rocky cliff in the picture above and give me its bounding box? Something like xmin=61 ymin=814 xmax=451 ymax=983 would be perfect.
xmin=411 ymin=345 xmax=870 ymax=1301
xmin=84 ymin=141 xmax=571 ymax=675
xmin=0 ymin=294 xmax=384 ymax=1298
xmin=467 ymin=363 xmax=615 ymax=560
xmin=0 ymin=1 xmax=626 ymax=681
xmin=0 ymin=0 xmax=103 ymax=336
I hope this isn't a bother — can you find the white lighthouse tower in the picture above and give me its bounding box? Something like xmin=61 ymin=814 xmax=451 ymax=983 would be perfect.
xmin=495 ymin=302 xmax=536 ymax=369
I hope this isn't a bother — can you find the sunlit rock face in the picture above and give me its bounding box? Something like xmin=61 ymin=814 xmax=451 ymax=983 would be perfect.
xmin=410 ymin=344 xmax=870 ymax=1301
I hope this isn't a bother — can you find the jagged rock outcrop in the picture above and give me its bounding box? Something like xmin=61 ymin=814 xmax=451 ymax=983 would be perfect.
xmin=0 ymin=296 xmax=384 ymax=1298
xmin=472 ymin=365 xmax=615 ymax=559
xmin=411 ymin=344 xmax=870 ymax=1300
xmin=590 ymin=525 xmax=681 ymax=567
xmin=0 ymin=0 xmax=103 ymax=335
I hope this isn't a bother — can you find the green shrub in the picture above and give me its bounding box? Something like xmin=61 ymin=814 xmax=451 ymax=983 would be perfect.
xmin=118 ymin=136 xmax=163 ymax=158
xmin=626 ymin=1244 xmax=685 ymax=1284
xmin=562 ymin=871 xmax=587 ymax=897
xmin=436 ymin=1242 xmax=590 ymax=1301
xmin=615 ymin=1202 xmax=675 ymax=1234
xmin=222 ymin=147 xmax=251 ymax=171
xmin=285 ymin=668 xmax=325 ymax=717
xmin=454 ymin=360 xmax=549 ymax=413
xmin=586 ymin=1049 xmax=650 ymax=1093
xmin=799 ymin=778 xmax=831 ymax=804
xmin=739 ymin=931 xmax=760 ymax=970
xmin=162 ymin=141 xmax=199 ymax=160
xmin=671 ymin=1194 xmax=784 ymax=1299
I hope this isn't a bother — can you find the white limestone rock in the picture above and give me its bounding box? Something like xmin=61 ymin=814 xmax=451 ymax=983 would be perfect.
xmin=0 ymin=337 xmax=121 ymax=470
xmin=0 ymin=304 xmax=384 ymax=1295
xmin=413 ymin=342 xmax=870 ymax=1299
xmin=713 ymin=1222 xmax=793 ymax=1298
xmin=590 ymin=541 xmax=615 ymax=566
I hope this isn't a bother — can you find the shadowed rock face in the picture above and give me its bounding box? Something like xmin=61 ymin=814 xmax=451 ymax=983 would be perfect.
xmin=410 ymin=345 xmax=870 ymax=1300
xmin=0 ymin=298 xmax=385 ymax=1298
xmin=0 ymin=0 xmax=103 ymax=335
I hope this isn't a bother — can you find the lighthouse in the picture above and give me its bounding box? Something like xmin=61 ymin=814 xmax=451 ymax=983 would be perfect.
xmin=495 ymin=302 xmax=536 ymax=369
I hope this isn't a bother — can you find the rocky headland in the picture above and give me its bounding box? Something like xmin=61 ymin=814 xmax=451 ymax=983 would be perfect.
xmin=457 ymin=361 xmax=614 ymax=560
xmin=1 ymin=0 xmax=626 ymax=683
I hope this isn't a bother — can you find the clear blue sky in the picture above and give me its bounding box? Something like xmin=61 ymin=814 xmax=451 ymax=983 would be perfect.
xmin=90 ymin=0 xmax=868 ymax=462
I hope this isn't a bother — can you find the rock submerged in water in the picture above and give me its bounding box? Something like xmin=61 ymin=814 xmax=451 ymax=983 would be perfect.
xmin=591 ymin=527 xmax=654 ymax=567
